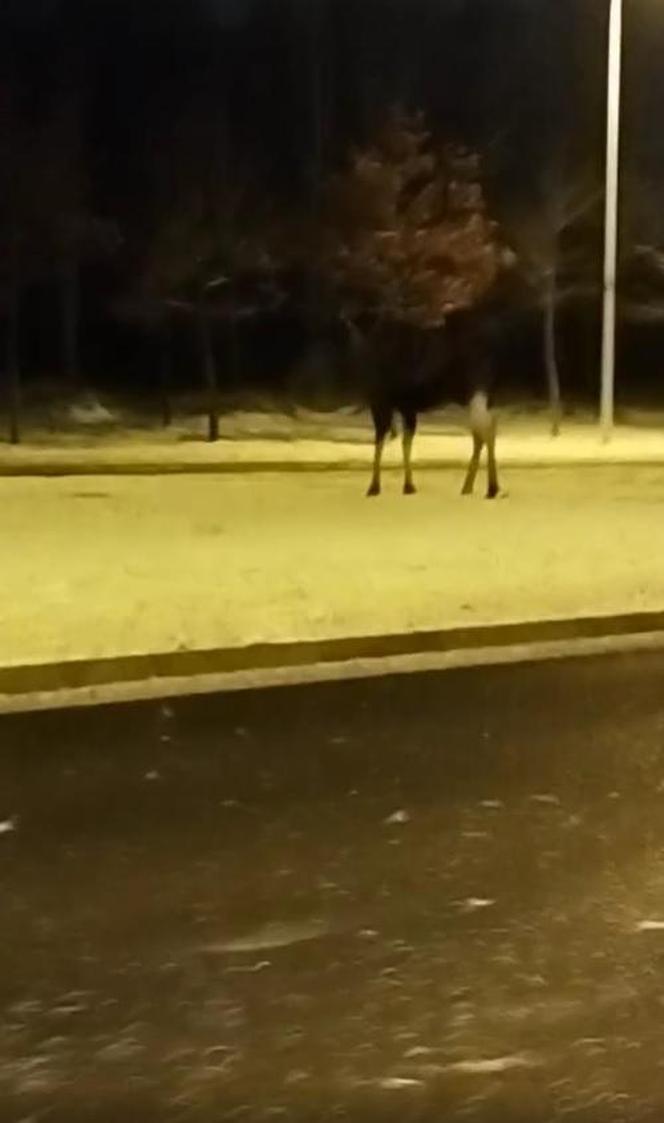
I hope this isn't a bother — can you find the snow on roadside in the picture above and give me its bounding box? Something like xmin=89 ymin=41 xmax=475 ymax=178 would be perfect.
xmin=3 ymin=405 xmax=664 ymax=472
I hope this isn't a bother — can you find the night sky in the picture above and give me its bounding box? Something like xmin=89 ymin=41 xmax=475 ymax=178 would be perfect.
xmin=0 ymin=0 xmax=614 ymax=216
xmin=2 ymin=1 xmax=664 ymax=399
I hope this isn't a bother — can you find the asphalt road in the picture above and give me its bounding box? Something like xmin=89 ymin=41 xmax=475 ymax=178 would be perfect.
xmin=2 ymin=650 xmax=664 ymax=1122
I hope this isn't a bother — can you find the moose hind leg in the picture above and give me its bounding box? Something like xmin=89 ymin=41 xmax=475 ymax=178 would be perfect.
xmin=401 ymin=410 xmax=417 ymax=494
xmin=367 ymin=404 xmax=393 ymax=497
xmin=461 ymin=433 xmax=483 ymax=495
xmin=486 ymin=425 xmax=500 ymax=499
xmin=464 ymin=391 xmax=500 ymax=498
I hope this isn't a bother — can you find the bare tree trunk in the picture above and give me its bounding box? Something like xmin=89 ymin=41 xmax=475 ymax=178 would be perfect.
xmin=543 ymin=270 xmax=562 ymax=436
xmin=228 ymin=318 xmax=241 ymax=389
xmin=6 ymin=271 xmax=21 ymax=445
xmin=304 ymin=1 xmax=327 ymax=338
xmin=158 ymin=318 xmax=173 ymax=428
xmin=60 ymin=258 xmax=80 ymax=388
xmin=196 ymin=305 xmax=219 ymax=443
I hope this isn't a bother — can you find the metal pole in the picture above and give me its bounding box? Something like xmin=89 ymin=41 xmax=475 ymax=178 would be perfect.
xmin=600 ymin=0 xmax=623 ymax=441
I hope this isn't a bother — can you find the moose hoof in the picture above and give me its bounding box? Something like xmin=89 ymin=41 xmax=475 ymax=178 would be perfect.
xmin=486 ymin=486 xmax=500 ymax=500
xmin=366 ymin=482 xmax=381 ymax=498
xmin=403 ymin=481 xmax=417 ymax=495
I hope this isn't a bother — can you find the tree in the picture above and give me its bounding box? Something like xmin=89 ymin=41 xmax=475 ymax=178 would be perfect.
xmin=34 ymin=96 xmax=119 ymax=390
xmin=1 ymin=234 xmax=21 ymax=445
xmin=139 ymin=199 xmax=222 ymax=441
xmin=113 ymin=281 xmax=176 ymax=429
xmin=316 ymin=108 xmax=505 ymax=339
xmin=619 ymin=171 xmax=664 ymax=325
xmin=0 ymin=82 xmax=35 ymax=444
xmin=508 ymin=166 xmax=601 ymax=435
xmin=0 ymin=87 xmax=120 ymax=442
xmin=136 ymin=185 xmax=282 ymax=442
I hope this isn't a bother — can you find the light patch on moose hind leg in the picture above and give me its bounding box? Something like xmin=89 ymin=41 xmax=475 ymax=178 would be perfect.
xmin=468 ymin=391 xmax=502 ymax=499
xmin=468 ymin=391 xmax=494 ymax=442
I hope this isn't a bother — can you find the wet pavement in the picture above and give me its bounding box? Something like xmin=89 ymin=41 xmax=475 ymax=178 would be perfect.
xmin=3 ymin=651 xmax=664 ymax=1121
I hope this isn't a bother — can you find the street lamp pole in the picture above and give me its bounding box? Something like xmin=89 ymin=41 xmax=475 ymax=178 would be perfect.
xmin=600 ymin=0 xmax=624 ymax=441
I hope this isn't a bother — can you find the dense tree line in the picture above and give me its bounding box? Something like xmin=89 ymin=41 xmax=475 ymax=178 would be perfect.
xmin=2 ymin=0 xmax=664 ymax=442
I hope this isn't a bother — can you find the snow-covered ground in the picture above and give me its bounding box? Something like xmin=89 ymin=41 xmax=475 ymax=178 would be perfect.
xmin=2 ymin=463 xmax=664 ymax=668
xmin=4 ymin=402 xmax=664 ymax=472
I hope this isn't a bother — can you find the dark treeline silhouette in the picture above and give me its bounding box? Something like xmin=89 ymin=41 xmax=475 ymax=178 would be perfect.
xmin=2 ymin=0 xmax=664 ymax=444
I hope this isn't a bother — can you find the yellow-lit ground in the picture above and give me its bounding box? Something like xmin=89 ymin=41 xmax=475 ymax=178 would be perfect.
xmin=5 ymin=404 xmax=664 ymax=471
xmin=2 ymin=463 xmax=664 ymax=667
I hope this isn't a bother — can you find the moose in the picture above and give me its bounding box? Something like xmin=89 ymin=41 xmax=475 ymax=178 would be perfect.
xmin=347 ymin=305 xmax=503 ymax=499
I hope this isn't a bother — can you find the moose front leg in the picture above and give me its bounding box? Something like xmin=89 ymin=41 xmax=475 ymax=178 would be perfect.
xmin=367 ymin=404 xmax=393 ymax=497
xmin=401 ymin=410 xmax=417 ymax=494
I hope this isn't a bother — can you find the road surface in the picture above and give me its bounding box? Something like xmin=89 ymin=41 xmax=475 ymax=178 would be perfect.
xmin=2 ymin=650 xmax=664 ymax=1121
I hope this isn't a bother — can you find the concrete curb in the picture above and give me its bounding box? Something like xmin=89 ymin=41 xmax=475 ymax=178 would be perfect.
xmin=3 ymin=609 xmax=664 ymax=713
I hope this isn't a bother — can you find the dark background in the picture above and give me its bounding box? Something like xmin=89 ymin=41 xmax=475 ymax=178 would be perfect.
xmin=2 ymin=0 xmax=664 ymax=411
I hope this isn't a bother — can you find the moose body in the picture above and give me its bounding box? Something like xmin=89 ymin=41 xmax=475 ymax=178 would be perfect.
xmin=353 ymin=308 xmax=501 ymax=498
